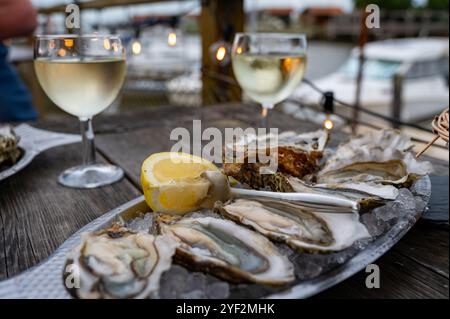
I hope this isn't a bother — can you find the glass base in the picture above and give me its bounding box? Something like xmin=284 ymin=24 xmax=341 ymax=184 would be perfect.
xmin=58 ymin=164 xmax=124 ymax=189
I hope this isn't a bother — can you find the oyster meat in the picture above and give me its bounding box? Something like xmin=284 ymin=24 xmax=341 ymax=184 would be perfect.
xmin=215 ymin=198 xmax=370 ymax=252
xmin=317 ymin=129 xmax=433 ymax=185
xmin=157 ymin=215 xmax=295 ymax=285
xmin=291 ymin=130 xmax=435 ymax=203
xmin=65 ymin=224 xmax=177 ymax=299
xmin=223 ymin=130 xmax=328 ymax=190
xmin=0 ymin=125 xmax=21 ymax=168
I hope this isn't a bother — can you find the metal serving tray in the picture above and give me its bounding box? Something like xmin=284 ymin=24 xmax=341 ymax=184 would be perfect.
xmin=0 ymin=124 xmax=81 ymax=181
xmin=0 ymin=176 xmax=431 ymax=299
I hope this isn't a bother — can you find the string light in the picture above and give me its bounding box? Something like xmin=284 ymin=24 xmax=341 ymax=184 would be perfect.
xmin=216 ymin=46 xmax=227 ymax=62
xmin=302 ymin=78 xmax=431 ymax=133
xmin=131 ymin=40 xmax=142 ymax=55
xmin=64 ymin=38 xmax=74 ymax=48
xmin=324 ymin=117 xmax=334 ymax=130
xmin=322 ymin=91 xmax=335 ymax=131
xmin=168 ymin=31 xmax=177 ymax=47
xmin=131 ymin=27 xmax=142 ymax=56
xmin=57 ymin=48 xmax=66 ymax=57
xmin=209 ymin=40 xmax=231 ymax=66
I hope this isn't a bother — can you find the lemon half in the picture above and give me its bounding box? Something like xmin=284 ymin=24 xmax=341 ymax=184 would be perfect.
xmin=141 ymin=152 xmax=219 ymax=214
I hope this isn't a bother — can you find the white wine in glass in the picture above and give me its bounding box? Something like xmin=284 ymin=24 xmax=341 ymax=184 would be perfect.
xmin=34 ymin=58 xmax=125 ymax=118
xmin=34 ymin=35 xmax=126 ymax=188
xmin=232 ymin=33 xmax=308 ymax=128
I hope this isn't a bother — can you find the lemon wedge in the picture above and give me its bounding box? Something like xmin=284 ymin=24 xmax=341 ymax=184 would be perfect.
xmin=141 ymin=152 xmax=219 ymax=214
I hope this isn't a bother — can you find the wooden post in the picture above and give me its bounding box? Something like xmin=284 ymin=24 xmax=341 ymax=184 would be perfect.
xmin=351 ymin=9 xmax=369 ymax=135
xmin=391 ymin=73 xmax=404 ymax=129
xmin=200 ymin=0 xmax=244 ymax=105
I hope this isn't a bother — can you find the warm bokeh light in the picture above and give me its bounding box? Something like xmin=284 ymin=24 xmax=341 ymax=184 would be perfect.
xmin=103 ymin=39 xmax=111 ymax=50
xmin=57 ymin=48 xmax=66 ymax=57
xmin=216 ymin=46 xmax=227 ymax=62
xmin=168 ymin=32 xmax=177 ymax=47
xmin=132 ymin=40 xmax=142 ymax=55
xmin=324 ymin=118 xmax=334 ymax=130
xmin=64 ymin=39 xmax=74 ymax=48
xmin=236 ymin=46 xmax=243 ymax=55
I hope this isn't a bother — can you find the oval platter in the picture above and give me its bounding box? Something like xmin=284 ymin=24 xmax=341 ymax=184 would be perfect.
xmin=0 ymin=176 xmax=431 ymax=299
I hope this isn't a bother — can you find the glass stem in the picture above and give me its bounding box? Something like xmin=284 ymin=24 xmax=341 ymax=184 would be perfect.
xmin=79 ymin=118 xmax=96 ymax=166
xmin=261 ymin=104 xmax=273 ymax=131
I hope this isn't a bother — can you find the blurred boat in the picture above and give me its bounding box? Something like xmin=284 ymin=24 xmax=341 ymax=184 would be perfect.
xmin=294 ymin=37 xmax=449 ymax=122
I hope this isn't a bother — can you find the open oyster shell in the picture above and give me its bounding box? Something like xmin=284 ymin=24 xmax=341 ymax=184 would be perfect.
xmin=65 ymin=224 xmax=177 ymax=299
xmin=0 ymin=126 xmax=21 ymax=168
xmin=291 ymin=130 xmax=434 ymax=203
xmin=156 ymin=215 xmax=295 ymax=285
xmin=215 ymin=199 xmax=370 ymax=253
xmin=317 ymin=129 xmax=433 ymax=184
xmin=286 ymin=175 xmax=398 ymax=203
xmin=223 ymin=130 xmax=328 ymax=189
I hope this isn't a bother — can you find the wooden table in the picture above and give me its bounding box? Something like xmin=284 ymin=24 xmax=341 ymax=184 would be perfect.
xmin=0 ymin=104 xmax=448 ymax=299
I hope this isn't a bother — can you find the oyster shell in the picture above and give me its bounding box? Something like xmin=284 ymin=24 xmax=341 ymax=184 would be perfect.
xmin=318 ymin=129 xmax=433 ymax=184
xmin=215 ymin=199 xmax=370 ymax=252
xmin=65 ymin=224 xmax=177 ymax=299
xmin=0 ymin=126 xmax=21 ymax=168
xmin=286 ymin=175 xmax=398 ymax=202
xmin=223 ymin=130 xmax=328 ymax=189
xmin=291 ymin=130 xmax=434 ymax=203
xmin=157 ymin=215 xmax=295 ymax=285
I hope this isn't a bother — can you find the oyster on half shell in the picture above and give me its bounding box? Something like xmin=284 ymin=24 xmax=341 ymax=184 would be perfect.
xmin=223 ymin=130 xmax=329 ymax=190
xmin=215 ymin=199 xmax=370 ymax=252
xmin=292 ymin=130 xmax=434 ymax=204
xmin=317 ymin=129 xmax=433 ymax=185
xmin=156 ymin=216 xmax=295 ymax=285
xmin=65 ymin=224 xmax=177 ymax=299
xmin=0 ymin=125 xmax=21 ymax=168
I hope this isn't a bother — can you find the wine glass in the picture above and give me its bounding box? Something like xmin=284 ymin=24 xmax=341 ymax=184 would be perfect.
xmin=232 ymin=33 xmax=308 ymax=129
xmin=34 ymin=35 xmax=126 ymax=188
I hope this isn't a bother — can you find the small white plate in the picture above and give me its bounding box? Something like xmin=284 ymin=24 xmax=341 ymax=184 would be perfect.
xmin=0 ymin=124 xmax=81 ymax=181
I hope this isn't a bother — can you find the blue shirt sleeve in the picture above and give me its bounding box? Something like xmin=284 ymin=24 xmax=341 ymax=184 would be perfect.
xmin=0 ymin=43 xmax=38 ymax=122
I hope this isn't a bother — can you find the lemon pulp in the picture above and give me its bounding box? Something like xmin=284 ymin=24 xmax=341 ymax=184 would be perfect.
xmin=141 ymin=152 xmax=219 ymax=214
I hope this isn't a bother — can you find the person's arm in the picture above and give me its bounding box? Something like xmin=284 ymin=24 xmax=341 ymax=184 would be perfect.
xmin=0 ymin=0 xmax=37 ymax=40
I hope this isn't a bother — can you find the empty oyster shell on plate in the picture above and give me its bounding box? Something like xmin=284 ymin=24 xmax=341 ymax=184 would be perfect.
xmin=65 ymin=224 xmax=177 ymax=299
xmin=215 ymin=198 xmax=370 ymax=253
xmin=156 ymin=215 xmax=295 ymax=285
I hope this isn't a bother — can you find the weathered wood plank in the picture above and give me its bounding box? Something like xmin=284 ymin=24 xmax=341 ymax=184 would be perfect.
xmin=393 ymin=224 xmax=449 ymax=278
xmin=422 ymin=175 xmax=449 ymax=224
xmin=315 ymin=249 xmax=448 ymax=299
xmin=0 ymin=143 xmax=140 ymax=279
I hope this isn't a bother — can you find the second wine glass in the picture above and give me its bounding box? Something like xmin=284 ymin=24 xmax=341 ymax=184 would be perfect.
xmin=232 ymin=33 xmax=308 ymax=129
